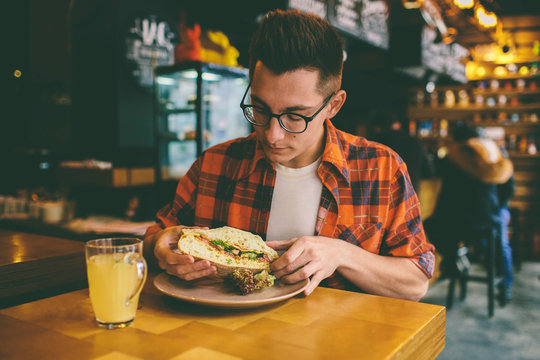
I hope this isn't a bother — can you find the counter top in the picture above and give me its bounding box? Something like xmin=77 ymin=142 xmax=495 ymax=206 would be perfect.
xmin=0 ymin=230 xmax=86 ymax=308
xmin=0 ymin=272 xmax=445 ymax=359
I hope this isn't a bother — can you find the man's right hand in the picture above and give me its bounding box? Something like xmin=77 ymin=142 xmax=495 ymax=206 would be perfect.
xmin=153 ymin=225 xmax=217 ymax=281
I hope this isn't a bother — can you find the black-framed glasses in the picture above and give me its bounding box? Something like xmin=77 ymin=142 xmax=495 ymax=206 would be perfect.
xmin=239 ymin=83 xmax=335 ymax=134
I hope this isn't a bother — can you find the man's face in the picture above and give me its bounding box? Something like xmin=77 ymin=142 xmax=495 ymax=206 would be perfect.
xmin=249 ymin=61 xmax=331 ymax=168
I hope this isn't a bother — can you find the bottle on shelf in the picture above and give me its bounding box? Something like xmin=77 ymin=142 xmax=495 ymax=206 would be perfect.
xmin=440 ymin=119 xmax=448 ymax=137
xmin=508 ymin=134 xmax=517 ymax=151
xmin=528 ymin=135 xmax=538 ymax=155
xmin=518 ymin=135 xmax=528 ymax=153
xmin=409 ymin=120 xmax=417 ymax=136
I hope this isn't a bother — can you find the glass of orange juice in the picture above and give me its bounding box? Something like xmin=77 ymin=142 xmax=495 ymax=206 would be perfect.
xmin=85 ymin=238 xmax=147 ymax=329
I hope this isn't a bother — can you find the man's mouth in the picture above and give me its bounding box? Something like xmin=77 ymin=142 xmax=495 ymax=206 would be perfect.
xmin=265 ymin=143 xmax=287 ymax=152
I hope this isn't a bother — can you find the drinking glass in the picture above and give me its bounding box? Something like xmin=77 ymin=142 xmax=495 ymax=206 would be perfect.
xmin=85 ymin=238 xmax=147 ymax=329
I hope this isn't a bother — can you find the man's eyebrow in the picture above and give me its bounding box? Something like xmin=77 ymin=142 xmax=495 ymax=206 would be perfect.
xmin=250 ymin=94 xmax=313 ymax=112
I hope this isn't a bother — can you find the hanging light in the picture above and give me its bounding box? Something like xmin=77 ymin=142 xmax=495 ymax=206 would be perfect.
xmin=453 ymin=0 xmax=474 ymax=10
xmin=475 ymin=5 xmax=497 ymax=28
xmin=402 ymin=0 xmax=424 ymax=9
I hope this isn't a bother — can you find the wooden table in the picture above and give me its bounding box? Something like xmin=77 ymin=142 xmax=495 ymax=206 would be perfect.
xmin=0 ymin=230 xmax=86 ymax=308
xmin=0 ymin=272 xmax=445 ymax=359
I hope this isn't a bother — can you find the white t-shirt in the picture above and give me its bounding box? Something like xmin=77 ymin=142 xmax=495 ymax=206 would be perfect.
xmin=266 ymin=158 xmax=323 ymax=241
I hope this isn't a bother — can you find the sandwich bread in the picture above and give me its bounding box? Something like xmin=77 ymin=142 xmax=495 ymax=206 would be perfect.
xmin=178 ymin=226 xmax=279 ymax=277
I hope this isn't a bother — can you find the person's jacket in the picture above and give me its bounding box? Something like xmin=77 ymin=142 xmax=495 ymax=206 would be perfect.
xmin=428 ymin=138 xmax=514 ymax=233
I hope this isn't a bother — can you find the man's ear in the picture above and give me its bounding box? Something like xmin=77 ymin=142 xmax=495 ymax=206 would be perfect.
xmin=326 ymin=89 xmax=347 ymax=119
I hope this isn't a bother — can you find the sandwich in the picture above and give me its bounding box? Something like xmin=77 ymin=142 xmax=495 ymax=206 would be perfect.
xmin=178 ymin=226 xmax=279 ymax=278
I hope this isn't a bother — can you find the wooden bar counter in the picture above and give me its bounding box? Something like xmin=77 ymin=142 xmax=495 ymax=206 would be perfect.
xmin=0 ymin=271 xmax=445 ymax=359
xmin=0 ymin=230 xmax=86 ymax=308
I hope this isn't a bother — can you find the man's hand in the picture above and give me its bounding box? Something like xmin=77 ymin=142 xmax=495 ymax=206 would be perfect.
xmin=153 ymin=226 xmax=217 ymax=280
xmin=266 ymin=236 xmax=346 ymax=296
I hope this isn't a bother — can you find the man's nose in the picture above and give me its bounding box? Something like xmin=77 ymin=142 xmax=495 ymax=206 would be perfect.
xmin=264 ymin=116 xmax=286 ymax=143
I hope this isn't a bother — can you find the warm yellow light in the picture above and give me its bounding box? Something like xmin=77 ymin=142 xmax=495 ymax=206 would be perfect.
xmin=454 ymin=0 xmax=474 ymax=10
xmin=519 ymin=66 xmax=529 ymax=76
xmin=476 ymin=66 xmax=487 ymax=77
xmin=14 ymin=69 xmax=22 ymax=78
xmin=475 ymin=6 xmax=497 ymax=28
xmin=402 ymin=0 xmax=424 ymax=9
xmin=494 ymin=66 xmax=507 ymax=77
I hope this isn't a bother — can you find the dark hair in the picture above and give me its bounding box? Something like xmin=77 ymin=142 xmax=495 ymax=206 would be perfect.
xmin=248 ymin=9 xmax=344 ymax=95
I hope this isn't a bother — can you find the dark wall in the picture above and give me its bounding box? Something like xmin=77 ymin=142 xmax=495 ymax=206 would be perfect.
xmin=71 ymin=0 xmax=179 ymax=166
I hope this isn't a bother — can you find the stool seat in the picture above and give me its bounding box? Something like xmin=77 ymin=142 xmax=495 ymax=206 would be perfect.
xmin=446 ymin=227 xmax=507 ymax=317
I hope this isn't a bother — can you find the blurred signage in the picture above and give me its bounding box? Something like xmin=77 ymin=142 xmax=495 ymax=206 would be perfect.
xmin=125 ymin=15 xmax=176 ymax=90
xmin=421 ymin=26 xmax=468 ymax=83
xmin=288 ymin=0 xmax=328 ymax=19
xmin=288 ymin=0 xmax=389 ymax=50
xmin=329 ymin=0 xmax=389 ymax=49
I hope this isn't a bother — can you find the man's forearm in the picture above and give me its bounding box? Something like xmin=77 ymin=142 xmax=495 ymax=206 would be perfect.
xmin=337 ymin=243 xmax=430 ymax=301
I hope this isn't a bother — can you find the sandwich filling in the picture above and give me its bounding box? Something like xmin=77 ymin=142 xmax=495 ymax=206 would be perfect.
xmin=194 ymin=235 xmax=272 ymax=264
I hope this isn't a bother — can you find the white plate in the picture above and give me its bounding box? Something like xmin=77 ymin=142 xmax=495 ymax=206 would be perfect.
xmin=153 ymin=273 xmax=309 ymax=309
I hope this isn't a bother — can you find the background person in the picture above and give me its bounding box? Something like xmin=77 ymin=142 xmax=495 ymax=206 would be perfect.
xmin=144 ymin=9 xmax=435 ymax=301
xmin=424 ymin=123 xmax=514 ymax=299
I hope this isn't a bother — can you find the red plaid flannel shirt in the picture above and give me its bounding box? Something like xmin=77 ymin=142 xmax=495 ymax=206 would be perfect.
xmin=146 ymin=120 xmax=435 ymax=291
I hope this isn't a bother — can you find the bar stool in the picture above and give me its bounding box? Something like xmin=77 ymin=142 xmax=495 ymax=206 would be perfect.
xmin=446 ymin=227 xmax=506 ymax=317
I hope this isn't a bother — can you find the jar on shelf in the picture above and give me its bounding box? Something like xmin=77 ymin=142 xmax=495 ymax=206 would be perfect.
xmin=511 ymin=113 xmax=520 ymax=123
xmin=416 ymin=90 xmax=425 ymax=107
xmin=530 ymin=113 xmax=538 ymax=123
xmin=444 ymin=90 xmax=456 ymax=107
xmin=486 ymin=97 xmax=496 ymax=107
xmin=476 ymin=81 xmax=486 ymax=92
xmin=458 ymin=90 xmax=469 ymax=106
xmin=498 ymin=112 xmax=509 ymax=124
xmin=503 ymin=81 xmax=513 ymax=91
xmin=475 ymin=94 xmax=484 ymax=106
xmin=516 ymin=79 xmax=526 ymax=90
xmin=430 ymin=91 xmax=439 ymax=107
xmin=490 ymin=79 xmax=500 ymax=91
xmin=530 ymin=80 xmax=538 ymax=91
xmin=510 ymin=97 xmax=519 ymax=107
xmin=498 ymin=94 xmax=507 ymax=105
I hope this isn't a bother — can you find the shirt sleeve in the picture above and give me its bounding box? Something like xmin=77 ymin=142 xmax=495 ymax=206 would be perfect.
xmin=144 ymin=156 xmax=202 ymax=237
xmin=384 ymin=161 xmax=435 ymax=278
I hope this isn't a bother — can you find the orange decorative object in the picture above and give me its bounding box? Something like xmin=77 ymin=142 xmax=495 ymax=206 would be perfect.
xmin=175 ymin=24 xmax=202 ymax=63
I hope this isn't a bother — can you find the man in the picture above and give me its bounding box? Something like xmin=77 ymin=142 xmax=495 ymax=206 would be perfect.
xmin=144 ymin=9 xmax=434 ymax=301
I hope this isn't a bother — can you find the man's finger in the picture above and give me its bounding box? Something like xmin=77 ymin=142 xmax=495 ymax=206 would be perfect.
xmin=270 ymin=240 xmax=305 ymax=272
xmin=304 ymin=270 xmax=325 ymax=296
xmin=164 ymin=251 xmax=194 ymax=265
xmin=266 ymin=238 xmax=296 ymax=250
xmin=279 ymin=261 xmax=316 ymax=284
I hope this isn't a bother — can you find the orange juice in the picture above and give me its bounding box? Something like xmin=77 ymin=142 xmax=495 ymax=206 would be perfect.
xmin=86 ymin=253 xmax=143 ymax=324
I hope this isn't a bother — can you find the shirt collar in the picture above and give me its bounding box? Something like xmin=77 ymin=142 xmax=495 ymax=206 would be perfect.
xmin=321 ymin=119 xmax=351 ymax=185
xmin=240 ymin=119 xmax=351 ymax=184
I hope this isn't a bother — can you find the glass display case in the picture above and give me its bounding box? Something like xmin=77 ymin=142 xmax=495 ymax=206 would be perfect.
xmin=154 ymin=62 xmax=251 ymax=181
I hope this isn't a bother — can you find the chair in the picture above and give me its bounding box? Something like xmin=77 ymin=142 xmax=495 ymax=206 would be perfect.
xmin=446 ymin=227 xmax=506 ymax=317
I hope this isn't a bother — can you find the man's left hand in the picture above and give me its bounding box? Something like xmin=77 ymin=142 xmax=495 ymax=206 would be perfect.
xmin=266 ymin=236 xmax=345 ymax=295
